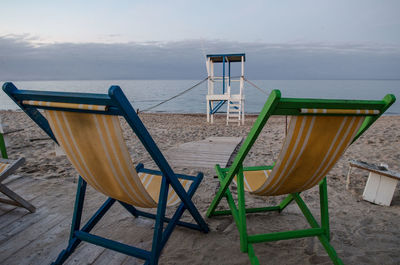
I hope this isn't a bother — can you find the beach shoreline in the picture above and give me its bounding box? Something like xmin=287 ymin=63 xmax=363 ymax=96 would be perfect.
xmin=1 ymin=110 xmax=399 ymax=264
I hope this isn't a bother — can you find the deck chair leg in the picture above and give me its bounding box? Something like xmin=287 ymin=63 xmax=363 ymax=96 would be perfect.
xmin=119 ymin=201 xmax=139 ymax=218
xmin=70 ymin=176 xmax=87 ymax=239
xmin=52 ymin=176 xmax=87 ymax=265
xmin=0 ymin=184 xmax=36 ymax=213
xmin=0 ymin=133 xmax=7 ymax=158
xmin=237 ymin=166 xmax=249 ymax=253
xmin=278 ymin=194 xmax=294 ymax=212
xmin=160 ymin=172 xmax=209 ymax=248
xmin=293 ymin=192 xmax=343 ymax=265
xmin=319 ymin=178 xmax=330 ymax=241
xmin=207 ymin=164 xmax=235 ymax=217
xmin=149 ymin=177 xmax=169 ymax=265
xmin=53 ymin=177 xmax=118 ymax=265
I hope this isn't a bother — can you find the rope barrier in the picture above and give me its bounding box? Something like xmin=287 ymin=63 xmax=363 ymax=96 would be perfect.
xmin=140 ymin=77 xmax=208 ymax=113
xmin=244 ymin=78 xmax=271 ymax=95
xmin=138 ymin=77 xmax=271 ymax=113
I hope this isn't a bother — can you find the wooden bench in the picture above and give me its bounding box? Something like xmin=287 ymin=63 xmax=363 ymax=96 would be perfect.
xmin=347 ymin=160 xmax=400 ymax=206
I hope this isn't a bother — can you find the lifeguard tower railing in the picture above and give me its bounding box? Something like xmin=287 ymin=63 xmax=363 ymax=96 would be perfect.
xmin=206 ymin=53 xmax=245 ymax=125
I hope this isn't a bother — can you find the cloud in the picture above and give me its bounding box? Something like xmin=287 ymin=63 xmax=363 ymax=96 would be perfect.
xmin=0 ymin=35 xmax=399 ymax=81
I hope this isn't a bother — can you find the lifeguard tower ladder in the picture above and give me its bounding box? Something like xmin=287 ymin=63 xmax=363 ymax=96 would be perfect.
xmin=206 ymin=53 xmax=245 ymax=125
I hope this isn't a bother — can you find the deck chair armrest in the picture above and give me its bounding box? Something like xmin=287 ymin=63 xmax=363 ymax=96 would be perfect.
xmin=136 ymin=165 xmax=198 ymax=181
xmin=217 ymin=165 xmax=274 ymax=174
xmin=243 ymin=165 xmax=274 ymax=171
xmin=0 ymin=157 xmax=25 ymax=182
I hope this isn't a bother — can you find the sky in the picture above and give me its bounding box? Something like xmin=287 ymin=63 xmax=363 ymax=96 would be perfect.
xmin=1 ymin=0 xmax=400 ymax=80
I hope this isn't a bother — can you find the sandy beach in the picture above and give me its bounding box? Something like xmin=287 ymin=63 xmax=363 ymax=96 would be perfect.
xmin=1 ymin=111 xmax=399 ymax=265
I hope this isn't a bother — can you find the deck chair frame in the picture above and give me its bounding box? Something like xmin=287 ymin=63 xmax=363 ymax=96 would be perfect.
xmin=206 ymin=90 xmax=395 ymax=265
xmin=0 ymin=131 xmax=36 ymax=213
xmin=3 ymin=82 xmax=209 ymax=265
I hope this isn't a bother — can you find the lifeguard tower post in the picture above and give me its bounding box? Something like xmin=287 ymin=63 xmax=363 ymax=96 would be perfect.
xmin=206 ymin=53 xmax=245 ymax=125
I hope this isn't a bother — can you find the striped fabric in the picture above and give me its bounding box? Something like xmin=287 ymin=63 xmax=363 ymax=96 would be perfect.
xmin=301 ymin=108 xmax=379 ymax=115
xmin=44 ymin=109 xmax=190 ymax=208
xmin=23 ymin=100 xmax=107 ymax=111
xmin=236 ymin=115 xmax=365 ymax=196
xmin=0 ymin=162 xmax=10 ymax=174
xmin=138 ymin=172 xmax=192 ymax=206
xmin=233 ymin=170 xmax=271 ymax=192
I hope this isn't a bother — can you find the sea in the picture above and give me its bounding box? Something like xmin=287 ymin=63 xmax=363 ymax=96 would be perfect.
xmin=0 ymin=80 xmax=399 ymax=114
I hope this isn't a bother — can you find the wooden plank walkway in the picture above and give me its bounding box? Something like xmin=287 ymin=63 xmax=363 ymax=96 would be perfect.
xmin=0 ymin=137 xmax=243 ymax=265
xmin=0 ymin=175 xmax=170 ymax=265
xmin=165 ymin=137 xmax=243 ymax=169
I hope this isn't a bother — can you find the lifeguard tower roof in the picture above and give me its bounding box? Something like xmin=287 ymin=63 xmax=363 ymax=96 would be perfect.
xmin=206 ymin=53 xmax=246 ymax=63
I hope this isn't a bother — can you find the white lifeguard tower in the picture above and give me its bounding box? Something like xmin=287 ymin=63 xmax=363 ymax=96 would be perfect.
xmin=206 ymin=53 xmax=245 ymax=125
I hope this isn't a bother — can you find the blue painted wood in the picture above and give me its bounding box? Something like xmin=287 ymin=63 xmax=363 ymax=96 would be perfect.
xmin=119 ymin=201 xmax=139 ymax=218
xmin=210 ymin=100 xmax=227 ymax=114
xmin=3 ymin=82 xmax=57 ymax=142
xmin=160 ymin=172 xmax=208 ymax=248
xmin=69 ymin=177 xmax=86 ymax=240
xmin=3 ymin=82 xmax=209 ymax=265
xmin=206 ymin=53 xmax=246 ymax=62
xmin=223 ymin=56 xmax=226 ymax=94
xmin=150 ymin=176 xmax=169 ymax=264
xmin=138 ymin=166 xmax=197 ymax=181
xmin=80 ymin=198 xmax=116 ymax=233
xmin=75 ymin=231 xmax=151 ymax=260
xmin=109 ymin=85 xmax=209 ymax=232
xmin=229 ymin=61 xmax=231 ymax=87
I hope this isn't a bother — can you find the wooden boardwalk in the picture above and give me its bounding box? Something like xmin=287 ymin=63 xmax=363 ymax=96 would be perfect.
xmin=0 ymin=175 xmax=183 ymax=265
xmin=165 ymin=137 xmax=243 ymax=169
xmin=0 ymin=137 xmax=243 ymax=265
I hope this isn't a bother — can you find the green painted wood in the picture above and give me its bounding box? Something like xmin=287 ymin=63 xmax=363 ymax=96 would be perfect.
xmin=0 ymin=133 xmax=8 ymax=159
xmin=294 ymin=188 xmax=343 ymax=265
xmin=247 ymin=244 xmax=260 ymax=265
xmin=319 ymin=178 xmax=330 ymax=241
xmin=236 ymin=165 xmax=248 ymax=253
xmin=277 ymin=97 xmax=387 ymax=110
xmin=248 ymin=228 xmax=324 ymax=243
xmin=292 ymin=193 xmax=320 ymax=229
xmin=212 ymin=205 xmax=281 ymax=216
xmin=317 ymin=234 xmax=344 ymax=265
xmin=207 ymin=90 xmax=281 ymax=217
xmin=352 ymin=93 xmax=396 ymax=143
xmin=278 ymin=194 xmax=294 ymax=212
xmin=218 ymin=165 xmax=274 ymax=173
xmin=214 ymin=164 xmax=241 ymax=227
xmin=206 ymin=89 xmax=395 ymax=265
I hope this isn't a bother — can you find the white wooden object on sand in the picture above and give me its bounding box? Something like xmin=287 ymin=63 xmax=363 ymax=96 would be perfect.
xmin=165 ymin=137 xmax=243 ymax=169
xmin=206 ymin=54 xmax=245 ymax=125
xmin=347 ymin=160 xmax=400 ymax=206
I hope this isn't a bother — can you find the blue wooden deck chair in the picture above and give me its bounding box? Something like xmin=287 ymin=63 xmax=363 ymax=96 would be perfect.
xmin=206 ymin=90 xmax=395 ymax=264
xmin=3 ymin=82 xmax=209 ymax=265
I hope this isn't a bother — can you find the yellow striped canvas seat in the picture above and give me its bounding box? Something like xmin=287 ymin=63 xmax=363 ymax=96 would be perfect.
xmin=205 ymin=88 xmax=395 ymax=265
xmin=5 ymin=82 xmax=211 ymax=265
xmin=235 ymin=113 xmax=366 ymax=196
xmin=138 ymin=172 xmax=192 ymax=206
xmin=23 ymin=100 xmax=191 ymax=208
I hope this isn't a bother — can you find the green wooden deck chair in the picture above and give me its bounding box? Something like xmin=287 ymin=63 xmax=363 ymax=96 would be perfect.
xmin=0 ymin=132 xmax=36 ymax=212
xmin=206 ymin=90 xmax=395 ymax=265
